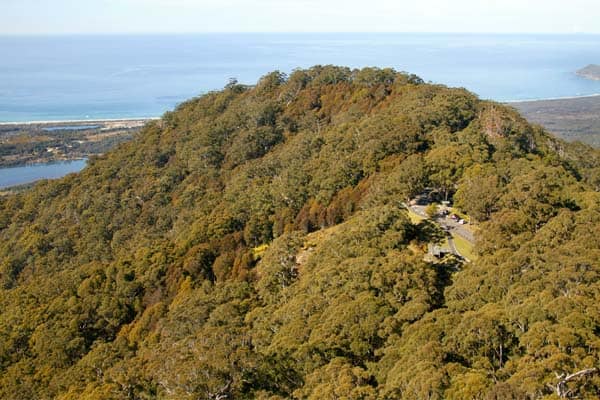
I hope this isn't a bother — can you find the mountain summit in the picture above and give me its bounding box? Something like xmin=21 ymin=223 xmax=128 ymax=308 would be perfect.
xmin=0 ymin=66 xmax=599 ymax=399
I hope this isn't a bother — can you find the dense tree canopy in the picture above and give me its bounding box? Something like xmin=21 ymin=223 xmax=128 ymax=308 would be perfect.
xmin=0 ymin=66 xmax=599 ymax=399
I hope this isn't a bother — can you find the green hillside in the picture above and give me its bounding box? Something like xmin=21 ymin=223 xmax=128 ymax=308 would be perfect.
xmin=1 ymin=66 xmax=600 ymax=399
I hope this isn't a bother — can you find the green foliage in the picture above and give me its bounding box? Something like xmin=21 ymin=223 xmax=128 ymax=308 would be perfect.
xmin=425 ymin=202 xmax=439 ymax=219
xmin=0 ymin=66 xmax=599 ymax=399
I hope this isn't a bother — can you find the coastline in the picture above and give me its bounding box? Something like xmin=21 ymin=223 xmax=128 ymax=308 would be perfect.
xmin=0 ymin=158 xmax=89 ymax=191
xmin=0 ymin=118 xmax=144 ymax=169
xmin=503 ymin=93 xmax=600 ymax=104
xmin=2 ymin=94 xmax=600 ymax=125
xmin=1 ymin=157 xmax=88 ymax=168
xmin=576 ymin=75 xmax=600 ymax=82
xmin=0 ymin=116 xmax=160 ymax=126
xmin=510 ymin=94 xmax=600 ymax=147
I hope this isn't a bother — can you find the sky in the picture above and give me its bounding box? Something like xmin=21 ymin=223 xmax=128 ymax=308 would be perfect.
xmin=2 ymin=0 xmax=600 ymax=35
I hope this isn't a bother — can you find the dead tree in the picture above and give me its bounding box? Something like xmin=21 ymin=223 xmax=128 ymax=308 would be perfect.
xmin=554 ymin=368 xmax=598 ymax=398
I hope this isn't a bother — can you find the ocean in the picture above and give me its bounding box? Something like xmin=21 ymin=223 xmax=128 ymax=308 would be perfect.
xmin=2 ymin=33 xmax=600 ymax=187
xmin=1 ymin=33 xmax=600 ymax=122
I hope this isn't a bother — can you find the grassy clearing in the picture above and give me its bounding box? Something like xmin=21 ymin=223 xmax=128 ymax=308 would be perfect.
xmin=452 ymin=233 xmax=477 ymax=261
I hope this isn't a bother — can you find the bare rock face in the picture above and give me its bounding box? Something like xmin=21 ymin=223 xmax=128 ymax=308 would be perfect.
xmin=576 ymin=64 xmax=600 ymax=80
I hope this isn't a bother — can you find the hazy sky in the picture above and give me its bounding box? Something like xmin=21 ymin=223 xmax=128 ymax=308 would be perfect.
xmin=2 ymin=0 xmax=600 ymax=35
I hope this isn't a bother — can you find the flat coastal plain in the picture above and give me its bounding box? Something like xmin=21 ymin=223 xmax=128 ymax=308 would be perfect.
xmin=510 ymin=95 xmax=600 ymax=147
xmin=0 ymin=118 xmax=154 ymax=167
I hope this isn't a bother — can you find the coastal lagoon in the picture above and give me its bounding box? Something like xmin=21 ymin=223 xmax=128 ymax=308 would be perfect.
xmin=0 ymin=159 xmax=87 ymax=189
xmin=1 ymin=34 xmax=600 ymax=122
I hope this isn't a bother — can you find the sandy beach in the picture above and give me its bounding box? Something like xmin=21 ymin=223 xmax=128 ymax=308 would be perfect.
xmin=504 ymin=93 xmax=600 ymax=104
xmin=0 ymin=117 xmax=159 ymax=126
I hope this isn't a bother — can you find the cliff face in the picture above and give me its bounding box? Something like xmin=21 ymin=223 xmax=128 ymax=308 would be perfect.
xmin=0 ymin=66 xmax=600 ymax=399
xmin=577 ymin=64 xmax=600 ymax=80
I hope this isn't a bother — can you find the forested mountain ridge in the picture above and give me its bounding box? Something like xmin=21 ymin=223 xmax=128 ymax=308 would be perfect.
xmin=0 ymin=66 xmax=599 ymax=399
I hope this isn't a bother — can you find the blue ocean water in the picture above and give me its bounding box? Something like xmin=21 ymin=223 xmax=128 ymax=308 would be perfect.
xmin=1 ymin=33 xmax=600 ymax=122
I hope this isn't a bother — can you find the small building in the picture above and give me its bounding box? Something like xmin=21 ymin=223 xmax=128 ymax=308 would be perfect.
xmin=428 ymin=243 xmax=450 ymax=259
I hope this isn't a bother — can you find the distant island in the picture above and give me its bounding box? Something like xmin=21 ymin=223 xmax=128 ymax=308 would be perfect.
xmin=576 ymin=64 xmax=600 ymax=80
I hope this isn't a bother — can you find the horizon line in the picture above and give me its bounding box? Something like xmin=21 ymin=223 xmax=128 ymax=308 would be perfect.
xmin=2 ymin=31 xmax=600 ymax=37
